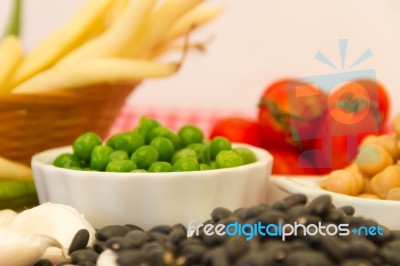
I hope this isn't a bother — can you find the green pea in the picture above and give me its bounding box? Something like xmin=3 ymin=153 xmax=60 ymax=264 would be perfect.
xmin=105 ymin=134 xmax=117 ymax=149
xmin=53 ymin=153 xmax=81 ymax=169
xmin=172 ymin=157 xmax=200 ymax=172
xmin=171 ymin=148 xmax=198 ymax=165
xmin=131 ymin=169 xmax=148 ymax=173
xmin=131 ymin=145 xmax=159 ymax=169
xmin=178 ymin=125 xmax=204 ymax=147
xmin=200 ymin=164 xmax=211 ymax=170
xmin=136 ymin=116 xmax=161 ymax=140
xmin=147 ymin=126 xmax=180 ymax=149
xmin=148 ymin=162 xmax=173 ymax=172
xmin=216 ymin=150 xmax=244 ymax=169
xmin=150 ymin=137 xmax=175 ymax=162
xmin=234 ymin=147 xmax=257 ymax=164
xmin=113 ymin=131 xmax=145 ymax=155
xmin=108 ymin=150 xmax=129 ymax=163
xmin=210 ymin=161 xmax=218 ymax=169
xmin=73 ymin=132 xmax=102 ymax=161
xmin=90 ymin=145 xmax=114 ymax=171
xmin=187 ymin=143 xmax=210 ymax=164
xmin=106 ymin=160 xmax=137 ymax=172
xmin=210 ymin=137 xmax=231 ymax=160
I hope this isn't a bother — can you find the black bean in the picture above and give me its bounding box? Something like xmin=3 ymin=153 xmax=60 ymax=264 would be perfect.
xmin=34 ymin=259 xmax=52 ymax=266
xmin=142 ymin=242 xmax=165 ymax=254
xmin=92 ymin=240 xmax=105 ymax=253
xmin=339 ymin=259 xmax=373 ymax=266
xmin=308 ymin=195 xmax=333 ymax=218
xmin=236 ymin=252 xmax=269 ymax=266
xmin=257 ymin=211 xmax=286 ymax=225
xmin=95 ymin=225 xmax=129 ymax=241
xmin=149 ymin=231 xmax=168 ymax=243
xmin=180 ymin=244 xmax=207 ymax=264
xmin=381 ymin=247 xmax=400 ymax=265
xmin=124 ymin=224 xmax=144 ymax=231
xmin=346 ymin=240 xmax=377 ymax=259
xmin=294 ymin=214 xmax=321 ymax=225
xmin=168 ymin=228 xmax=187 ymax=245
xmin=116 ymin=250 xmax=149 ymax=266
xmin=69 ymin=229 xmax=90 ymax=254
xmin=326 ymin=209 xmax=346 ymax=224
xmin=211 ymin=207 xmax=232 ymax=222
xmin=150 ymin=225 xmax=172 ymax=235
xmin=339 ymin=206 xmax=355 ymax=216
xmin=385 ymin=240 xmax=400 ymax=250
xmin=285 ymin=206 xmax=310 ymax=222
xmin=289 ymin=240 xmax=310 ymax=251
xmin=367 ymin=225 xmax=393 ymax=246
xmin=284 ymin=250 xmax=334 ymax=266
xmin=179 ymin=238 xmax=203 ymax=249
xmin=203 ymin=247 xmax=230 ymax=266
xmin=240 ymin=207 xmax=265 ymax=221
xmin=70 ymin=249 xmax=99 ymax=264
xmin=232 ymin=207 xmax=245 ymax=218
xmin=224 ymin=236 xmax=249 ymax=262
xmin=283 ymin=193 xmax=308 ymax=208
xmin=124 ymin=230 xmax=150 ymax=248
xmin=320 ymin=236 xmax=347 ymax=262
xmin=172 ymin=223 xmax=187 ymax=235
xmin=104 ymin=236 xmax=136 ymax=251
xmin=271 ymin=200 xmax=289 ymax=212
xmin=262 ymin=243 xmax=291 ymax=263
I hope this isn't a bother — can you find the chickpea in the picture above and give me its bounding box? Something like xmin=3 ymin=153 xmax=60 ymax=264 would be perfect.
xmin=358 ymin=194 xmax=381 ymax=200
xmin=319 ymin=179 xmax=327 ymax=190
xmin=386 ymin=187 xmax=400 ymax=201
xmin=356 ymin=144 xmax=393 ymax=176
xmin=345 ymin=163 xmax=359 ymax=174
xmin=326 ymin=170 xmax=364 ymax=196
xmin=362 ymin=176 xmax=374 ymax=194
xmin=392 ymin=113 xmax=400 ymax=138
xmin=376 ymin=135 xmax=400 ymax=161
xmin=370 ymin=165 xmax=400 ymax=199
xmin=361 ymin=135 xmax=378 ymax=145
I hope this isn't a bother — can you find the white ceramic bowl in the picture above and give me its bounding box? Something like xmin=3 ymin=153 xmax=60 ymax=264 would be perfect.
xmin=32 ymin=144 xmax=273 ymax=229
xmin=271 ymin=176 xmax=400 ymax=230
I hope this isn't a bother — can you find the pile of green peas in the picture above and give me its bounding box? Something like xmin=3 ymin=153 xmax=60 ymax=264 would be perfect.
xmin=53 ymin=116 xmax=257 ymax=173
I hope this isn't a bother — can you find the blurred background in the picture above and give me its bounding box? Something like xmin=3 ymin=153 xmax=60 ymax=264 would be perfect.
xmin=1 ymin=0 xmax=399 ymax=131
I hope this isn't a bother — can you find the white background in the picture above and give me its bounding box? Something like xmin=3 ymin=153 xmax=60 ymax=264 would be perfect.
xmin=1 ymin=0 xmax=399 ymax=118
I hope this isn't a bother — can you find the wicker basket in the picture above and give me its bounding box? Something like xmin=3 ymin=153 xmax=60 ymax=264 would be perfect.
xmin=0 ymin=83 xmax=137 ymax=165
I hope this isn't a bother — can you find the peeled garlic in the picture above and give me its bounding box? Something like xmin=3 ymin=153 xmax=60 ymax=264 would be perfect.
xmin=0 ymin=209 xmax=17 ymax=227
xmin=8 ymin=202 xmax=95 ymax=261
xmin=0 ymin=228 xmax=62 ymax=266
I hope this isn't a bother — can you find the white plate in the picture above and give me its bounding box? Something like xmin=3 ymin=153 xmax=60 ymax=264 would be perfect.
xmin=269 ymin=176 xmax=400 ymax=230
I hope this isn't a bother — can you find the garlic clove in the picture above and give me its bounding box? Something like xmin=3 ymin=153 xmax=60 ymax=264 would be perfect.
xmin=0 ymin=209 xmax=17 ymax=227
xmin=9 ymin=202 xmax=95 ymax=248
xmin=0 ymin=228 xmax=63 ymax=266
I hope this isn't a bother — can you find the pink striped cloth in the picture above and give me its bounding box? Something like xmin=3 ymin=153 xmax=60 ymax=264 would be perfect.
xmin=109 ymin=104 xmax=255 ymax=137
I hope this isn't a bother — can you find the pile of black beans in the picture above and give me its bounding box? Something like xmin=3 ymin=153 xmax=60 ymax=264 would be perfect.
xmin=35 ymin=194 xmax=400 ymax=266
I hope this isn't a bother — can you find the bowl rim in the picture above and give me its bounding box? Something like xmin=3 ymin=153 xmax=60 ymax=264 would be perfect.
xmin=31 ymin=143 xmax=273 ymax=180
xmin=271 ymin=176 xmax=400 ymax=207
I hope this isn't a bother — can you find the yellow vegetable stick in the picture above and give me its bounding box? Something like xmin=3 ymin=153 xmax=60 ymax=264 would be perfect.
xmin=123 ymin=0 xmax=203 ymax=58
xmin=58 ymin=0 xmax=157 ymax=65
xmin=12 ymin=58 xmax=180 ymax=93
xmin=7 ymin=0 xmax=114 ymax=90
xmin=161 ymin=4 xmax=224 ymax=45
xmin=0 ymin=157 xmax=32 ymax=182
xmin=0 ymin=36 xmax=23 ymax=91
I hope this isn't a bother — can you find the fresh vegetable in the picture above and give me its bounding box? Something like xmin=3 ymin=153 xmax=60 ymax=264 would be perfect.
xmin=53 ymin=116 xmax=257 ymax=172
xmin=209 ymin=117 xmax=263 ymax=147
xmin=0 ymin=156 xmax=33 ymax=181
xmin=268 ymin=149 xmax=317 ymax=175
xmin=258 ymin=78 xmax=327 ymax=151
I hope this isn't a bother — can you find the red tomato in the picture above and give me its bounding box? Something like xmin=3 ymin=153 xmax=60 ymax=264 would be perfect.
xmin=209 ymin=117 xmax=263 ymax=147
xmin=311 ymin=82 xmax=385 ymax=174
xmin=269 ymin=149 xmax=317 ymax=175
xmin=258 ymin=79 xmax=327 ymax=151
